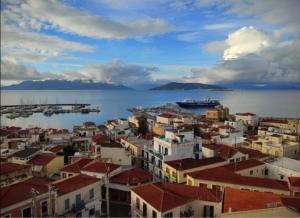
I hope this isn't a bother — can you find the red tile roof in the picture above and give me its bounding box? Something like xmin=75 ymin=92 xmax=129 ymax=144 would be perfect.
xmin=0 ymin=177 xmax=52 ymax=208
xmin=261 ymin=119 xmax=288 ymax=124
xmin=203 ymin=144 xmax=239 ymax=159
xmin=288 ymin=177 xmax=300 ymax=188
xmin=110 ymin=168 xmax=152 ymax=186
xmin=61 ymin=158 xmax=94 ymax=173
xmin=27 ymin=152 xmax=57 ymax=166
xmin=51 ymin=174 xmax=100 ymax=196
xmin=92 ymin=134 xmax=110 ymax=144
xmin=165 ymin=157 xmax=226 ymax=171
xmin=236 ymin=147 xmax=269 ymax=159
xmin=222 ymin=159 xmax=264 ymax=172
xmin=84 ymin=121 xmax=96 ymax=127
xmin=81 ymin=160 xmax=120 ymax=174
xmin=0 ymin=162 xmax=31 ymax=175
xmin=236 ymin=112 xmax=256 ymax=116
xmin=158 ymin=113 xmax=177 ymax=119
xmin=188 ymin=167 xmax=289 ymax=191
xmin=132 ymin=181 xmax=221 ymax=212
xmin=281 ymin=197 xmax=300 ymax=213
xmin=0 ymin=129 xmax=11 ymax=137
xmin=223 ymin=187 xmax=283 ymax=213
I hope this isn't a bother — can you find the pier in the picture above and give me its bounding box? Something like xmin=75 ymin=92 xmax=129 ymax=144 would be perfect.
xmin=0 ymin=103 xmax=100 ymax=119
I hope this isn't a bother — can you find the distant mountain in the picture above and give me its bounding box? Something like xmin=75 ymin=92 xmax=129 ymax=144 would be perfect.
xmin=150 ymin=82 xmax=229 ymax=90
xmin=1 ymin=80 xmax=131 ymax=90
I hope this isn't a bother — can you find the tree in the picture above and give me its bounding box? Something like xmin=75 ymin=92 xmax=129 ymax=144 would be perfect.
xmin=63 ymin=145 xmax=78 ymax=164
xmin=137 ymin=116 xmax=149 ymax=136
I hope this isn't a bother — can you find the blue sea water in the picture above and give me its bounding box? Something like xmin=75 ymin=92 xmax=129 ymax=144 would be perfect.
xmin=1 ymin=90 xmax=300 ymax=129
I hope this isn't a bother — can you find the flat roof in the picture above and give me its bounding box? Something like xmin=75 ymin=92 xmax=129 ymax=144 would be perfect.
xmin=266 ymin=157 xmax=300 ymax=172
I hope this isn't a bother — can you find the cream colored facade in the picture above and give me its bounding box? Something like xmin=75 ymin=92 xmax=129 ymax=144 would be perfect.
xmin=163 ymin=161 xmax=227 ymax=184
xmin=131 ymin=191 xmax=222 ymax=218
xmin=186 ymin=176 xmax=289 ymax=195
xmin=260 ymin=119 xmax=300 ymax=135
xmin=234 ymin=164 xmax=266 ymax=178
xmin=251 ymin=134 xmax=299 ymax=158
xmin=39 ymin=156 xmax=64 ymax=177
xmin=53 ymin=181 xmax=102 ymax=217
xmin=100 ymin=146 xmax=132 ymax=166
xmin=0 ymin=165 xmax=32 ymax=187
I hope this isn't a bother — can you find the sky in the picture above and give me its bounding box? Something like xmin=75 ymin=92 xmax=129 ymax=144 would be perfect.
xmin=1 ymin=0 xmax=300 ymax=87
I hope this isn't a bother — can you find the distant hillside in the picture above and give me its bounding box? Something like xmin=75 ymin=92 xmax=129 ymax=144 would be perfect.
xmin=150 ymin=82 xmax=228 ymax=90
xmin=1 ymin=80 xmax=131 ymax=90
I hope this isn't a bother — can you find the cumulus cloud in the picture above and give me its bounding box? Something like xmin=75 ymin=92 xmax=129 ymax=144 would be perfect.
xmin=188 ymin=26 xmax=300 ymax=83
xmin=1 ymin=58 xmax=159 ymax=86
xmin=2 ymin=0 xmax=173 ymax=39
xmin=80 ymin=60 xmax=158 ymax=85
xmin=1 ymin=58 xmax=60 ymax=81
xmin=223 ymin=26 xmax=272 ymax=60
xmin=1 ymin=24 xmax=92 ymax=62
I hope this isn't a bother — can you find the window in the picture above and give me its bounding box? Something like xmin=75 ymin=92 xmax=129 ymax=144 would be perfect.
xmin=166 ymin=167 xmax=170 ymax=174
xmin=76 ymin=194 xmax=81 ymax=205
xmin=241 ymin=156 xmax=246 ymax=161
xmin=143 ymin=203 xmax=147 ymax=217
xmin=164 ymin=148 xmax=168 ymax=155
xmin=62 ymin=172 xmax=66 ymax=178
xmin=152 ymin=210 xmax=157 ymax=218
xmin=280 ymin=175 xmax=284 ymax=180
xmin=41 ymin=201 xmax=48 ymax=217
xmin=136 ymin=197 xmax=140 ymax=209
xmin=230 ymin=159 xmax=234 ymax=163
xmin=89 ymin=188 xmax=94 ymax=199
xmin=64 ymin=199 xmax=70 ymax=211
xmin=89 ymin=208 xmax=95 ymax=216
xmin=236 ymin=158 xmax=240 ymax=162
xmin=250 ymin=170 xmax=253 ymax=175
xmin=164 ymin=212 xmax=173 ymax=217
xmin=265 ymin=169 xmax=269 ymax=176
xmin=22 ymin=207 xmax=32 ymax=218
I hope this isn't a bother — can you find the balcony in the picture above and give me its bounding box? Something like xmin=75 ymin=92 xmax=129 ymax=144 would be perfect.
xmin=134 ymin=205 xmax=143 ymax=217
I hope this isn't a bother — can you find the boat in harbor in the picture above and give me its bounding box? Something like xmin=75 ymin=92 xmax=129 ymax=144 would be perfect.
xmin=6 ymin=112 xmax=20 ymax=119
xmin=176 ymin=98 xmax=220 ymax=108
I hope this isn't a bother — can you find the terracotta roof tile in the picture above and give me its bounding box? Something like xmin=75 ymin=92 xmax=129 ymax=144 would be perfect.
xmin=188 ymin=167 xmax=289 ymax=191
xmin=203 ymin=144 xmax=239 ymax=159
xmin=158 ymin=113 xmax=177 ymax=119
xmin=281 ymin=197 xmax=300 ymax=213
xmin=92 ymin=134 xmax=110 ymax=144
xmin=0 ymin=162 xmax=31 ymax=174
xmin=27 ymin=152 xmax=56 ymax=166
xmin=61 ymin=158 xmax=93 ymax=173
xmin=222 ymin=159 xmax=264 ymax=172
xmin=110 ymin=168 xmax=152 ymax=185
xmin=51 ymin=174 xmax=100 ymax=196
xmin=0 ymin=177 xmax=52 ymax=208
xmin=288 ymin=177 xmax=300 ymax=188
xmin=81 ymin=160 xmax=120 ymax=174
xmin=223 ymin=187 xmax=283 ymax=213
xmin=132 ymin=181 xmax=221 ymax=213
xmin=165 ymin=157 xmax=226 ymax=171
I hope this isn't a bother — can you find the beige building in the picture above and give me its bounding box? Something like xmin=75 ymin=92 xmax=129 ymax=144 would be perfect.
xmin=260 ymin=118 xmax=300 ymax=135
xmin=27 ymin=152 xmax=64 ymax=177
xmin=50 ymin=174 xmax=102 ymax=217
xmin=251 ymin=134 xmax=299 ymax=158
xmin=206 ymin=105 xmax=229 ymax=121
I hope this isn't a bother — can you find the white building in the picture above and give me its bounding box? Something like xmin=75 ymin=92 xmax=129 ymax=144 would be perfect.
xmin=265 ymin=157 xmax=300 ymax=181
xmin=145 ymin=129 xmax=202 ymax=179
xmin=235 ymin=113 xmax=259 ymax=127
xmin=105 ymin=119 xmax=132 ymax=139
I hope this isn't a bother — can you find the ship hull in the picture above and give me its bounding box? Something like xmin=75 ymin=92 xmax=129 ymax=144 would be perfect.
xmin=176 ymin=102 xmax=219 ymax=108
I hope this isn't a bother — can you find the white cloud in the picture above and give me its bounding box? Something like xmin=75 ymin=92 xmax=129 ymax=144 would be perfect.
xmin=2 ymin=0 xmax=173 ymax=39
xmin=188 ymin=26 xmax=300 ymax=84
xmin=1 ymin=24 xmax=93 ymax=62
xmin=1 ymin=58 xmax=160 ymax=86
xmin=203 ymin=23 xmax=237 ymax=30
xmin=223 ymin=26 xmax=272 ymax=60
xmin=204 ymin=40 xmax=228 ymax=54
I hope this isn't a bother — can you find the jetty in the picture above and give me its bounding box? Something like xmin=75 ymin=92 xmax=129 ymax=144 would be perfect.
xmin=1 ymin=103 xmax=100 ymax=119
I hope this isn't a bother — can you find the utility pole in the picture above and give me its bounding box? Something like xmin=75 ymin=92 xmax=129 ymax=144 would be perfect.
xmin=30 ymin=188 xmax=39 ymax=217
xmin=106 ymin=166 xmax=110 ymax=218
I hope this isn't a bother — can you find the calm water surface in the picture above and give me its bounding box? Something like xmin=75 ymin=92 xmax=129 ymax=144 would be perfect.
xmin=1 ymin=90 xmax=300 ymax=129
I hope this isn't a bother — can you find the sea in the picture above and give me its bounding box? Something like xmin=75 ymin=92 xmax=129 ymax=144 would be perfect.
xmin=1 ymin=90 xmax=300 ymax=130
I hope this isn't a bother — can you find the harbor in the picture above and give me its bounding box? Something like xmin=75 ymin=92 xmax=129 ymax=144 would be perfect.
xmin=0 ymin=103 xmax=100 ymax=119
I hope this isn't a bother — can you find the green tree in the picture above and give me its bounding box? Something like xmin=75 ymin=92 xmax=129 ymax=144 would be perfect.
xmin=137 ymin=116 xmax=149 ymax=136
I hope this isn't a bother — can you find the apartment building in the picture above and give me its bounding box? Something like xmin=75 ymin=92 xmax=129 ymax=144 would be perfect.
xmin=235 ymin=112 xmax=259 ymax=127
xmin=0 ymin=162 xmax=32 ymax=187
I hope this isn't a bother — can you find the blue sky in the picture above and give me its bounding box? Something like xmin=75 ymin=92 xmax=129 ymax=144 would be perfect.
xmin=1 ymin=0 xmax=300 ymax=86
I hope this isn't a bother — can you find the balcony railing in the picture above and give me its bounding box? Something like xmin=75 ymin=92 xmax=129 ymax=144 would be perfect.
xmin=180 ymin=208 xmax=194 ymax=218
